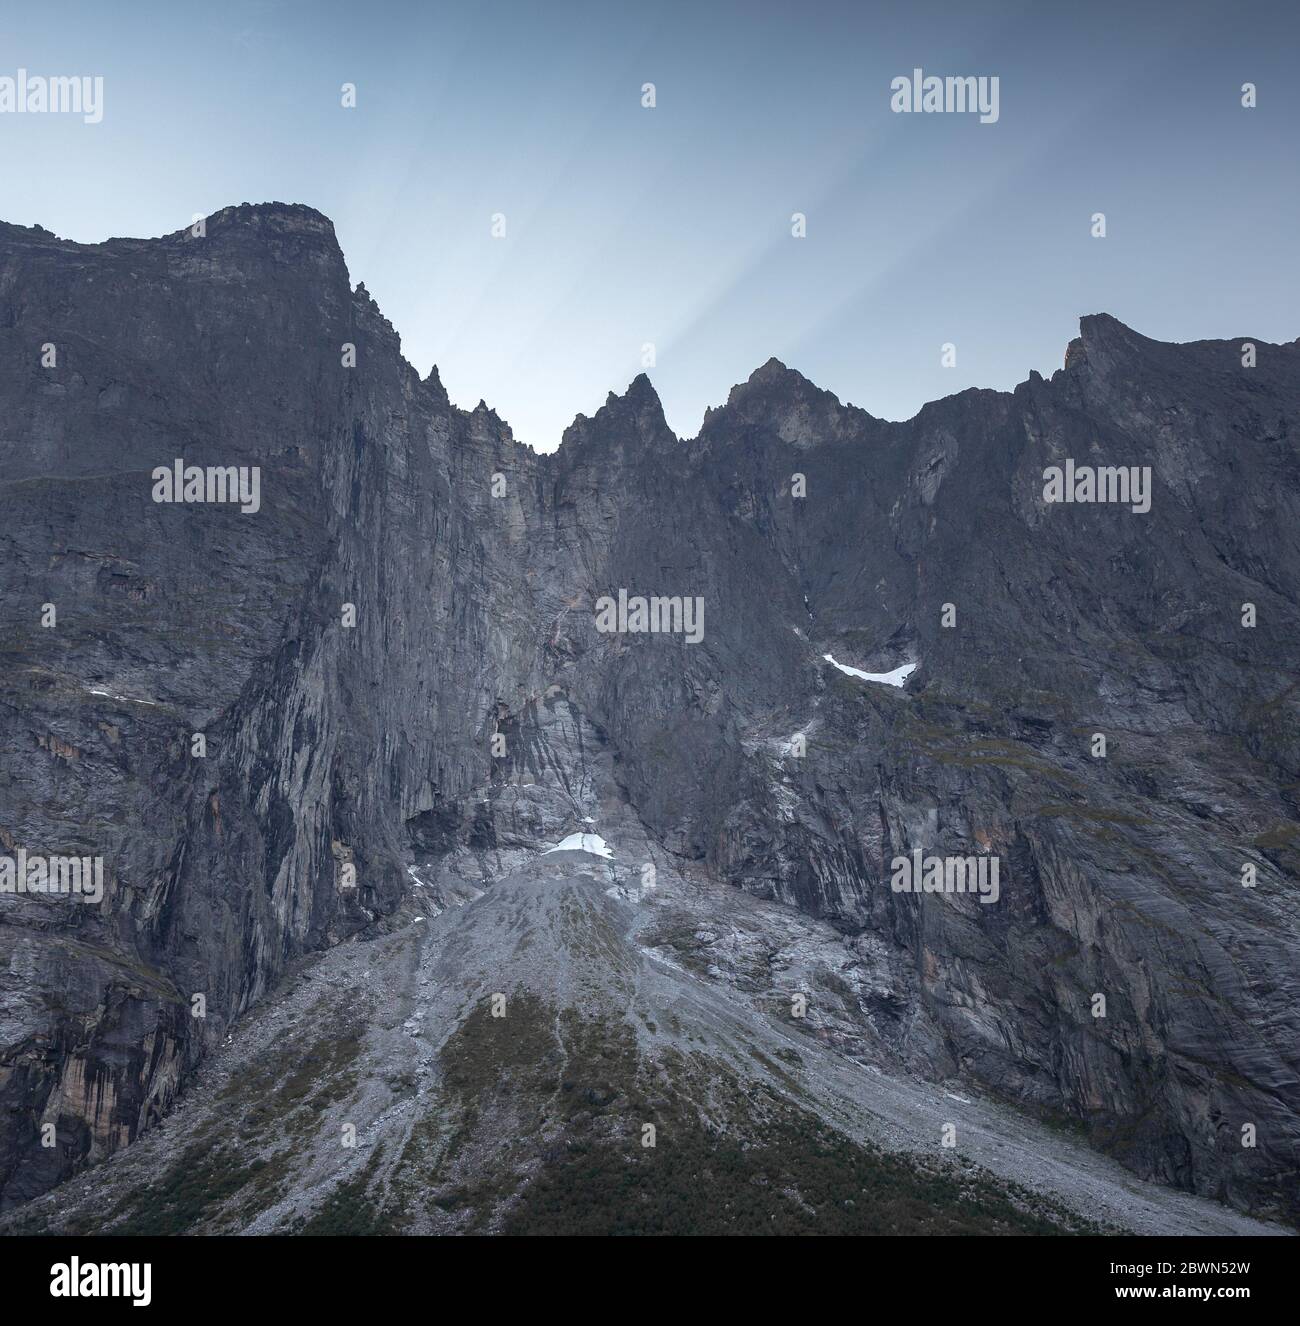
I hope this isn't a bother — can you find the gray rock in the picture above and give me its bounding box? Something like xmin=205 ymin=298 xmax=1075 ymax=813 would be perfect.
xmin=0 ymin=205 xmax=1297 ymax=1226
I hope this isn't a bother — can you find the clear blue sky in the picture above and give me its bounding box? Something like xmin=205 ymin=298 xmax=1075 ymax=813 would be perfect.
xmin=2 ymin=0 xmax=1297 ymax=448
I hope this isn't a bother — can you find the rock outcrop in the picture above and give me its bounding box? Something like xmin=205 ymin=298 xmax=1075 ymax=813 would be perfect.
xmin=1 ymin=204 xmax=1297 ymax=1223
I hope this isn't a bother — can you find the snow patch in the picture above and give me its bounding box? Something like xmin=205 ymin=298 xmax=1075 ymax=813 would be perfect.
xmin=543 ymin=832 xmax=614 ymax=859
xmin=823 ymin=654 xmax=916 ymax=688
xmin=86 ymin=686 xmax=159 ymax=707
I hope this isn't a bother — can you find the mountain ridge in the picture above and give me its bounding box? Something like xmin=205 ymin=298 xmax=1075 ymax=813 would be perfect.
xmin=1 ymin=202 xmax=1297 ymax=1228
xmin=9 ymin=201 xmax=1296 ymax=452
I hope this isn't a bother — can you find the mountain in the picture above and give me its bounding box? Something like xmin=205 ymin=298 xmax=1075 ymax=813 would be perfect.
xmin=0 ymin=204 xmax=1297 ymax=1232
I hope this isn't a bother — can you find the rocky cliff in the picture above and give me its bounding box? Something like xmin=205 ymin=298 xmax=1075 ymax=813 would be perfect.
xmin=1 ymin=204 xmax=1296 ymax=1225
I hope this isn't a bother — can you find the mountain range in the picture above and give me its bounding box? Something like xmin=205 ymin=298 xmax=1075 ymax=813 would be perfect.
xmin=1 ymin=203 xmax=1296 ymax=1234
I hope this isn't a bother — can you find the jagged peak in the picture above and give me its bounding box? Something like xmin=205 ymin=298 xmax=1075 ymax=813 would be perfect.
xmin=556 ymin=372 xmax=672 ymax=455
xmin=1077 ymin=312 xmax=1133 ymax=350
xmin=586 ymin=371 xmax=668 ymax=427
xmin=1064 ymin=313 xmax=1153 ymax=372
xmin=419 ymin=362 xmax=450 ymax=409
xmin=735 ymin=356 xmax=827 ymax=403
xmin=698 ymin=355 xmax=849 ymax=436
xmin=603 ymin=371 xmax=663 ymax=410
xmin=746 ymin=356 xmax=805 ymax=386
xmin=1078 ymin=311 xmax=1137 ymax=337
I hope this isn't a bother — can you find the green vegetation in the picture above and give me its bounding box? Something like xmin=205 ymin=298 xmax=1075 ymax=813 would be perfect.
xmin=22 ymin=987 xmax=1116 ymax=1238
xmin=417 ymin=991 xmax=1102 ymax=1236
xmin=217 ymin=999 xmax=366 ymax=1138
xmin=643 ymin=923 xmax=714 ymax=976
xmin=502 ymin=1109 xmax=1095 ymax=1236
xmin=103 ymin=1140 xmax=290 ymax=1236
xmin=92 ymin=999 xmax=370 ymax=1234
xmin=294 ymin=1146 xmax=396 ymax=1236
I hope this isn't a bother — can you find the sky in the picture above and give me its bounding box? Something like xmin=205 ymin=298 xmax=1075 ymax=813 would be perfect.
xmin=1 ymin=0 xmax=1297 ymax=449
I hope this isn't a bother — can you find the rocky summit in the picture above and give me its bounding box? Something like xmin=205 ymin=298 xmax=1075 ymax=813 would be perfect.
xmin=0 ymin=203 xmax=1297 ymax=1235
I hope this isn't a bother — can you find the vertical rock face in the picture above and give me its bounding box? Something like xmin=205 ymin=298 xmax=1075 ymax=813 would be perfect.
xmin=1 ymin=204 xmax=1297 ymax=1221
